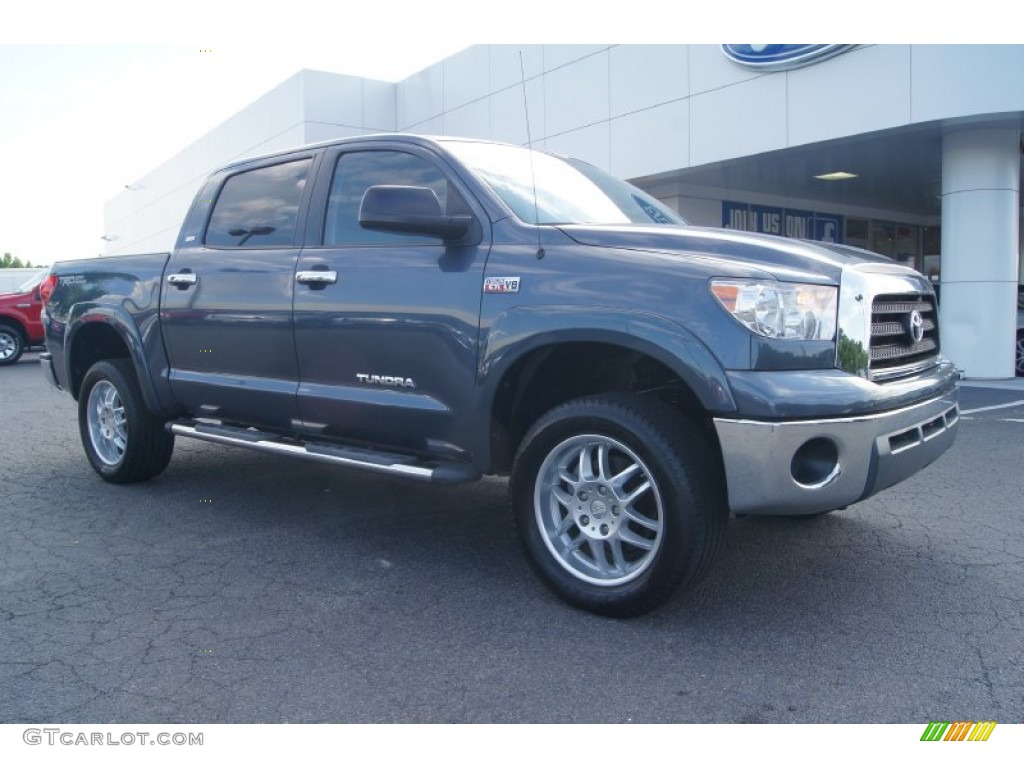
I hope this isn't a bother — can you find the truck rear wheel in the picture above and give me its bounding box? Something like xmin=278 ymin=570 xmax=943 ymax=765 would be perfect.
xmin=510 ymin=394 xmax=726 ymax=617
xmin=78 ymin=359 xmax=174 ymax=483
xmin=0 ymin=323 xmax=24 ymax=366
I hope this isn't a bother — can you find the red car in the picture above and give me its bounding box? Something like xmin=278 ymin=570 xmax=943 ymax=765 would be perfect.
xmin=0 ymin=269 xmax=48 ymax=366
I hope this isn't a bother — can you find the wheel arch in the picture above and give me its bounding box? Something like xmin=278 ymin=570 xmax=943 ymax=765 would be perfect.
xmin=0 ymin=313 xmax=28 ymax=339
xmin=477 ymin=308 xmax=736 ymax=474
xmin=64 ymin=305 xmax=175 ymax=416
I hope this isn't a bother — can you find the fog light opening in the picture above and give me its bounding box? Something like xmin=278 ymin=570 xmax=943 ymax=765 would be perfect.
xmin=791 ymin=438 xmax=840 ymax=489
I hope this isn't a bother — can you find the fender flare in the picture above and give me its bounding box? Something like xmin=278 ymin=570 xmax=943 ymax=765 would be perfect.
xmin=64 ymin=303 xmax=177 ymax=416
xmin=475 ymin=305 xmax=737 ymax=460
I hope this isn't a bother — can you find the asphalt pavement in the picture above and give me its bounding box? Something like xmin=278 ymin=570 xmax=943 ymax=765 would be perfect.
xmin=2 ymin=352 xmax=1022 ymax=723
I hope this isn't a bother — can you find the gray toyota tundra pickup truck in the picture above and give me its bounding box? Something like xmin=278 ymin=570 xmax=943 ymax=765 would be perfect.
xmin=40 ymin=134 xmax=959 ymax=616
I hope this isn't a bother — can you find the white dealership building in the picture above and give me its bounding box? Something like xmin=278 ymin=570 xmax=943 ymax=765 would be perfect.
xmin=105 ymin=45 xmax=1024 ymax=378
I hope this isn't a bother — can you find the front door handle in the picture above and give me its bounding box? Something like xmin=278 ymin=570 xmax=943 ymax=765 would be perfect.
xmin=167 ymin=272 xmax=198 ymax=288
xmin=296 ymin=270 xmax=338 ymax=287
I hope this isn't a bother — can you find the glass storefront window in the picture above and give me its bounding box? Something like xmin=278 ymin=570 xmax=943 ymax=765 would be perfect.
xmin=845 ymin=218 xmax=869 ymax=250
xmin=893 ymin=224 xmax=919 ymax=268
xmin=870 ymin=221 xmax=896 ymax=258
xmin=847 ymin=218 xmax=936 ymax=275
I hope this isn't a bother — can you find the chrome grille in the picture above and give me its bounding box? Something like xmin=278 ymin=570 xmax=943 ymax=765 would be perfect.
xmin=870 ymin=293 xmax=939 ymax=378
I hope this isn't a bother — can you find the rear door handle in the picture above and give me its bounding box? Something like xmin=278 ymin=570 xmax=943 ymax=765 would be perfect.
xmin=167 ymin=272 xmax=198 ymax=287
xmin=296 ymin=270 xmax=338 ymax=286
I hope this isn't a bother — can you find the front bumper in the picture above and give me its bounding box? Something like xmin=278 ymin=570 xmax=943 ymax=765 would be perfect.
xmin=714 ymin=382 xmax=959 ymax=516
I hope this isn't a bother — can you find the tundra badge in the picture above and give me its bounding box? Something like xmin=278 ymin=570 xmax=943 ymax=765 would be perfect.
xmin=357 ymin=373 xmax=416 ymax=389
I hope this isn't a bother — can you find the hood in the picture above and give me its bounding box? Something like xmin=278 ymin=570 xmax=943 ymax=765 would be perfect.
xmin=0 ymin=289 xmax=32 ymax=304
xmin=557 ymin=224 xmax=895 ymax=283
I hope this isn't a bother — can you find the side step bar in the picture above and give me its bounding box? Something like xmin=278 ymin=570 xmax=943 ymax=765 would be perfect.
xmin=167 ymin=420 xmax=480 ymax=485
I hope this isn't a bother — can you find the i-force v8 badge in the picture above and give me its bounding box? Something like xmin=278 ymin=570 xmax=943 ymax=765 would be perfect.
xmin=483 ymin=276 xmax=521 ymax=294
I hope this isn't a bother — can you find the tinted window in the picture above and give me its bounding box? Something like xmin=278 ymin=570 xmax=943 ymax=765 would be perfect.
xmin=205 ymin=158 xmax=312 ymax=248
xmin=324 ymin=151 xmax=467 ymax=246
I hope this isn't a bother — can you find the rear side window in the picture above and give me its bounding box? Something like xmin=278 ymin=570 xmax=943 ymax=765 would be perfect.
xmin=205 ymin=158 xmax=313 ymax=248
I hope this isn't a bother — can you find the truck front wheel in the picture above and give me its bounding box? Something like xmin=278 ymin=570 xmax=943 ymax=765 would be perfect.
xmin=78 ymin=359 xmax=174 ymax=483
xmin=510 ymin=394 xmax=726 ymax=617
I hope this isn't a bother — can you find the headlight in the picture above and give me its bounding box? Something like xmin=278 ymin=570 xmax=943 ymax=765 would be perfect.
xmin=710 ymin=279 xmax=837 ymax=340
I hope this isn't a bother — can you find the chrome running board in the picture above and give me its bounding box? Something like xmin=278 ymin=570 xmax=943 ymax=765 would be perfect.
xmin=167 ymin=420 xmax=479 ymax=485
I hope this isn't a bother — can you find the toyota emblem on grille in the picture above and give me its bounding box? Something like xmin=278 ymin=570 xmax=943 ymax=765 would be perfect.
xmin=907 ymin=310 xmax=925 ymax=344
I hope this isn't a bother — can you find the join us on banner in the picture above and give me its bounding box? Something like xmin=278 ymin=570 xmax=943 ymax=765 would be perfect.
xmin=722 ymin=201 xmax=844 ymax=244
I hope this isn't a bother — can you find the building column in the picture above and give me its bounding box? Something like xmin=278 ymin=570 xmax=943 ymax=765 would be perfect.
xmin=940 ymin=127 xmax=1020 ymax=378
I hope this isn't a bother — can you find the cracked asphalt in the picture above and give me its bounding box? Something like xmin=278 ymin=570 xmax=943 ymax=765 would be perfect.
xmin=2 ymin=352 xmax=1022 ymax=723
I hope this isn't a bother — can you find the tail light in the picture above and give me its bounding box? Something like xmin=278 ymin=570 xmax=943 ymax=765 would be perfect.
xmin=39 ymin=274 xmax=58 ymax=304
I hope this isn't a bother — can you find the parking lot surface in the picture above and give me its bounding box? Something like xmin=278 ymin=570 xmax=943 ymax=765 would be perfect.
xmin=2 ymin=352 xmax=1022 ymax=723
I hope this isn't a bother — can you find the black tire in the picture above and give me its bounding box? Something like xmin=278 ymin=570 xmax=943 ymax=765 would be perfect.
xmin=78 ymin=359 xmax=174 ymax=483
xmin=1016 ymin=330 xmax=1024 ymax=377
xmin=0 ymin=323 xmax=24 ymax=366
xmin=510 ymin=393 xmax=726 ymax=618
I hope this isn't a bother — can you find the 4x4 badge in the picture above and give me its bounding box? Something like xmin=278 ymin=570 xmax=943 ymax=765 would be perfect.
xmin=484 ymin=276 xmax=521 ymax=294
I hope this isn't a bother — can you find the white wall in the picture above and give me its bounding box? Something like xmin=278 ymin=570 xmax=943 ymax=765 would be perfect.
xmin=394 ymin=44 xmax=1024 ymax=180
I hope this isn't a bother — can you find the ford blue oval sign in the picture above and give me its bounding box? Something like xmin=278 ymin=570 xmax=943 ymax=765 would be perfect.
xmin=721 ymin=44 xmax=855 ymax=71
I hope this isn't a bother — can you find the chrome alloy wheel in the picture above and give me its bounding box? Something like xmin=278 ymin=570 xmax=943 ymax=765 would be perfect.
xmin=0 ymin=329 xmax=17 ymax=361
xmin=534 ymin=434 xmax=665 ymax=587
xmin=87 ymin=380 xmax=128 ymax=466
xmin=1016 ymin=332 xmax=1024 ymax=377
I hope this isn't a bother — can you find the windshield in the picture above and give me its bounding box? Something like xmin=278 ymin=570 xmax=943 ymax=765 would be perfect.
xmin=17 ymin=268 xmax=48 ymax=293
xmin=442 ymin=140 xmax=686 ymax=227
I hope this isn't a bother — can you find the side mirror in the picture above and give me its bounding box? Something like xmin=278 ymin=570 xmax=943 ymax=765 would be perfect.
xmin=359 ymin=185 xmax=473 ymax=242
xmin=32 ymin=287 xmax=41 ymax=301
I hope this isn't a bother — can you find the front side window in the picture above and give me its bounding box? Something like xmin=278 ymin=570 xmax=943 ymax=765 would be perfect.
xmin=205 ymin=158 xmax=312 ymax=248
xmin=324 ymin=150 xmax=468 ymax=246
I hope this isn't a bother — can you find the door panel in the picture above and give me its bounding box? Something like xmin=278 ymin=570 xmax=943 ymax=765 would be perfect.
xmin=161 ymin=156 xmax=314 ymax=429
xmin=293 ymin=148 xmax=488 ymax=457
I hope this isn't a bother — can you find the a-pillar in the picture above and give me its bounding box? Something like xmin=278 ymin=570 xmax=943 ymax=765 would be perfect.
xmin=940 ymin=126 xmax=1020 ymax=378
